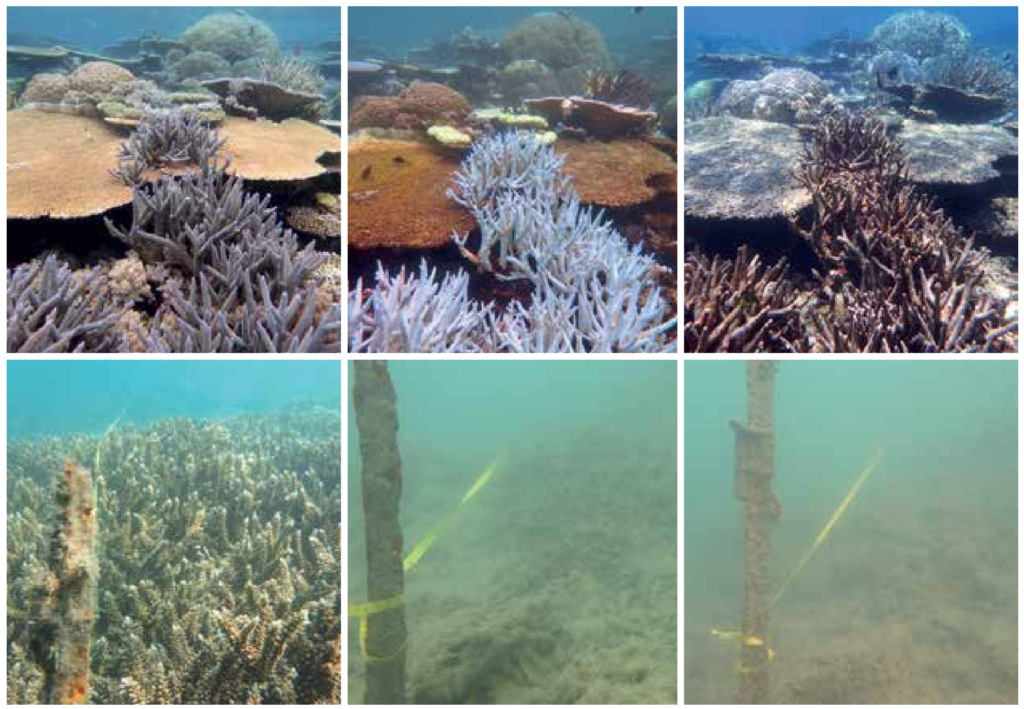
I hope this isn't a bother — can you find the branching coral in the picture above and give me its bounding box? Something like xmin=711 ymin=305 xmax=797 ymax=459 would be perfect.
xmin=7 ymin=256 xmax=128 ymax=353
xmin=7 ymin=410 xmax=341 ymax=704
xmin=583 ymin=69 xmax=654 ymax=109
xmin=256 ymin=56 xmax=325 ymax=95
xmin=348 ymin=260 xmax=492 ymax=353
xmin=926 ymin=55 xmax=1017 ymax=99
xmin=112 ymin=109 xmax=225 ymax=185
xmin=105 ymin=161 xmax=340 ymax=352
xmin=684 ymin=110 xmax=1017 ymax=353
xmin=684 ymin=247 xmax=805 ymax=353
xmin=351 ymin=132 xmax=675 ymax=353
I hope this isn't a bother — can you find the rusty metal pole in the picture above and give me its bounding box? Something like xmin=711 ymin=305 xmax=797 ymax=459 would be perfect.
xmin=352 ymin=362 xmax=407 ymax=704
xmin=730 ymin=362 xmax=780 ymax=704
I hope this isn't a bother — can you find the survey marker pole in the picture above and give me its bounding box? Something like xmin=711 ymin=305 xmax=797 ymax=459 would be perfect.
xmin=353 ymin=362 xmax=407 ymax=704
xmin=730 ymin=361 xmax=779 ymax=704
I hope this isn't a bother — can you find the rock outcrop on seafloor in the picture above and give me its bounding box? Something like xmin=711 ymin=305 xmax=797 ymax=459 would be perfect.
xmin=7 ymin=411 xmax=341 ymax=704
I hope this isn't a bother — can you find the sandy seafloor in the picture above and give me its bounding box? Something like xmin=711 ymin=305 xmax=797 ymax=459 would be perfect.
xmin=349 ymin=419 xmax=677 ymax=704
xmin=686 ymin=446 xmax=1017 ymax=703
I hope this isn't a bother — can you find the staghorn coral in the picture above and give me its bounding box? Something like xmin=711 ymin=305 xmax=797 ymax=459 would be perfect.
xmin=925 ymin=54 xmax=1016 ymax=100
xmin=352 ymin=132 xmax=676 ymax=353
xmin=583 ymin=68 xmax=653 ymax=109
xmin=684 ymin=247 xmax=805 ymax=353
xmin=112 ymin=108 xmax=226 ymax=185
xmin=105 ymin=161 xmax=340 ymax=353
xmin=8 ymin=410 xmax=341 ymax=704
xmin=8 ymin=256 xmax=128 ymax=353
xmin=684 ymin=110 xmax=1017 ymax=353
xmin=349 ymin=260 xmax=492 ymax=353
xmin=256 ymin=56 xmax=325 ymax=95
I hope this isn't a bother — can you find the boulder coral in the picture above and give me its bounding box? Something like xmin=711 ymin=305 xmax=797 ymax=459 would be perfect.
xmin=171 ymin=50 xmax=231 ymax=82
xmin=181 ymin=11 xmax=280 ymax=62
xmin=67 ymin=61 xmax=135 ymax=95
xmin=501 ymin=13 xmax=609 ymax=71
xmin=349 ymin=81 xmax=472 ymax=131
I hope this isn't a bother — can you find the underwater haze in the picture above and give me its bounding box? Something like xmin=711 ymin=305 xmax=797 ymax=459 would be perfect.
xmin=684 ymin=361 xmax=1017 ymax=704
xmin=7 ymin=360 xmax=341 ymax=438
xmin=348 ymin=360 xmax=677 ymax=703
xmin=350 ymin=6 xmax=675 ymax=61
xmin=8 ymin=6 xmax=338 ymax=53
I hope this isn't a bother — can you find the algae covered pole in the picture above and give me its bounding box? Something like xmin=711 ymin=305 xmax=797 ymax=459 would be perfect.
xmin=352 ymin=362 xmax=408 ymax=704
xmin=731 ymin=362 xmax=780 ymax=704
xmin=40 ymin=461 xmax=98 ymax=704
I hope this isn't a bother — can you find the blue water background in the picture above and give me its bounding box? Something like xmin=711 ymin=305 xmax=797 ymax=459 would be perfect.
xmin=348 ymin=6 xmax=676 ymax=59
xmin=685 ymin=6 xmax=1018 ymax=64
xmin=7 ymin=6 xmax=340 ymax=51
xmin=8 ymin=361 xmax=341 ymax=439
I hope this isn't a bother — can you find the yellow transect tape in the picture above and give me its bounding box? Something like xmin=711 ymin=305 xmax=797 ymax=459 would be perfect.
xmin=404 ymin=457 xmax=501 ymax=572
xmin=349 ymin=456 xmax=502 ymax=662
xmin=712 ymin=629 xmax=776 ymax=662
xmin=771 ymin=448 xmax=885 ymax=608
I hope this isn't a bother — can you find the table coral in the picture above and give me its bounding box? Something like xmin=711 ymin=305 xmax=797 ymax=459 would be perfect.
xmin=347 ymin=135 xmax=475 ymax=249
xmin=7 ymin=110 xmax=133 ymax=219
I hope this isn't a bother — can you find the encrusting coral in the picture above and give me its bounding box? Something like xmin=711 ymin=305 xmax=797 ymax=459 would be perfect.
xmin=7 ymin=409 xmax=341 ymax=705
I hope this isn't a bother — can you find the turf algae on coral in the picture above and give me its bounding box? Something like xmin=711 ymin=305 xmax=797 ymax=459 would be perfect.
xmin=352 ymin=362 xmax=408 ymax=704
xmin=40 ymin=461 xmax=98 ymax=705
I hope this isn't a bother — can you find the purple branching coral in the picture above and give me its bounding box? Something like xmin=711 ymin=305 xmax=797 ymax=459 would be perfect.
xmin=105 ymin=161 xmax=340 ymax=352
xmin=7 ymin=256 xmax=127 ymax=353
xmin=349 ymin=260 xmax=492 ymax=353
xmin=348 ymin=130 xmax=675 ymax=353
xmin=112 ymin=109 xmax=226 ymax=186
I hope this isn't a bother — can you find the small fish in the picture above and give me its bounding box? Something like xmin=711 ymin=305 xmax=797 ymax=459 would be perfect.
xmin=633 ymin=7 xmax=644 ymax=14
xmin=361 ymin=165 xmax=372 ymax=179
xmin=392 ymin=156 xmax=406 ymax=164
xmin=886 ymin=66 xmax=899 ymax=81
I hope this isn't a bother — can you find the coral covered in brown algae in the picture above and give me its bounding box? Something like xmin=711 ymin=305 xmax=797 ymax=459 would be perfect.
xmin=8 ymin=410 xmax=340 ymax=704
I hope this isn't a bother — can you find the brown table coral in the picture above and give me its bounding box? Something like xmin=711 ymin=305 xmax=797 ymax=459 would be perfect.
xmin=558 ymin=138 xmax=676 ymax=208
xmin=219 ymin=116 xmax=340 ymax=182
xmin=348 ymin=135 xmax=474 ymax=249
xmin=7 ymin=109 xmax=132 ymax=219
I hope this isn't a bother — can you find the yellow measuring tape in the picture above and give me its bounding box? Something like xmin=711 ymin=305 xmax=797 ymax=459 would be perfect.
xmin=771 ymin=447 xmax=885 ymax=608
xmin=711 ymin=448 xmax=885 ymax=665
xmin=349 ymin=456 xmax=502 ymax=663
